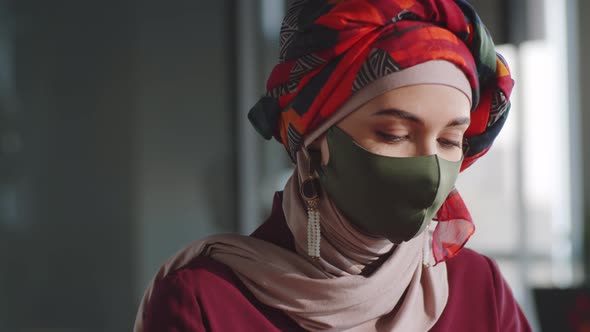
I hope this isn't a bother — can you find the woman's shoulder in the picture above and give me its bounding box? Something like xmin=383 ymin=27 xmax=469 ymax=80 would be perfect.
xmin=150 ymin=255 xmax=243 ymax=303
xmin=433 ymin=247 xmax=532 ymax=332
xmin=144 ymin=255 xmax=301 ymax=331
xmin=162 ymin=255 xmax=236 ymax=284
xmin=444 ymin=247 xmax=508 ymax=307
xmin=446 ymin=247 xmax=499 ymax=276
xmin=445 ymin=247 xmax=520 ymax=298
xmin=146 ymin=255 xmax=241 ymax=310
xmin=141 ymin=256 xmax=231 ymax=331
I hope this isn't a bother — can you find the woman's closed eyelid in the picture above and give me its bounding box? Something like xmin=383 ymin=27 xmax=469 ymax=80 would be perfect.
xmin=376 ymin=131 xmax=409 ymax=143
xmin=376 ymin=129 xmax=460 ymax=140
xmin=437 ymin=138 xmax=462 ymax=149
xmin=375 ymin=132 xmax=463 ymax=150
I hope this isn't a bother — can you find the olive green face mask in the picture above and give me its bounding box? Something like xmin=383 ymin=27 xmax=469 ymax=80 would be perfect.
xmin=317 ymin=126 xmax=462 ymax=244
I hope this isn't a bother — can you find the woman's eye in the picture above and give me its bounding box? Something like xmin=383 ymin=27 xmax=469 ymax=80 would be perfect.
xmin=377 ymin=132 xmax=407 ymax=143
xmin=438 ymin=138 xmax=462 ymax=149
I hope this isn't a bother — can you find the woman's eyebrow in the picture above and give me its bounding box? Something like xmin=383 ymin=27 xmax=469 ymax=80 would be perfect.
xmin=372 ymin=108 xmax=423 ymax=124
xmin=446 ymin=117 xmax=470 ymax=127
xmin=373 ymin=108 xmax=470 ymax=127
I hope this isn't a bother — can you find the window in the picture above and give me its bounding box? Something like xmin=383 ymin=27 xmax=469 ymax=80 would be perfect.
xmin=458 ymin=0 xmax=583 ymax=327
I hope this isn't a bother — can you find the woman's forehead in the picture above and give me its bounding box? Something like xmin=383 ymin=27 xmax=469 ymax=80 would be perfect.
xmin=355 ymin=85 xmax=471 ymax=121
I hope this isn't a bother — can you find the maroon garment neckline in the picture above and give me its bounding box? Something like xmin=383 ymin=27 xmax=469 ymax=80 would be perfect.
xmin=250 ymin=191 xmax=296 ymax=249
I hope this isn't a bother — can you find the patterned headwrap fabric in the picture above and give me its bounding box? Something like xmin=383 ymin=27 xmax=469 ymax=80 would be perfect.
xmin=248 ymin=0 xmax=514 ymax=264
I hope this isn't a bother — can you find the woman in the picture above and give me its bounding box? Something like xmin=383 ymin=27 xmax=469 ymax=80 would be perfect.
xmin=135 ymin=0 xmax=532 ymax=331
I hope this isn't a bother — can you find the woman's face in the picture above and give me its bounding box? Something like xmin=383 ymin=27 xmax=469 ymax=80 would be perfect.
xmin=332 ymin=84 xmax=471 ymax=162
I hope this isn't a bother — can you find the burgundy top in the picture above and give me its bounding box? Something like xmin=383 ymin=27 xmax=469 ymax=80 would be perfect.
xmin=142 ymin=193 xmax=532 ymax=331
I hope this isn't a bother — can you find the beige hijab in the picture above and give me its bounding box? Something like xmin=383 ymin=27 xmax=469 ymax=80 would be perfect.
xmin=134 ymin=158 xmax=448 ymax=331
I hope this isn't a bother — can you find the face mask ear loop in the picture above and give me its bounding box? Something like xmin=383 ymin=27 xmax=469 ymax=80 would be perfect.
xmin=422 ymin=221 xmax=433 ymax=268
xmin=297 ymin=147 xmax=321 ymax=259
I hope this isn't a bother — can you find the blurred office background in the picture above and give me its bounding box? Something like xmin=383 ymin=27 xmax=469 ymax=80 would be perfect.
xmin=0 ymin=0 xmax=589 ymax=330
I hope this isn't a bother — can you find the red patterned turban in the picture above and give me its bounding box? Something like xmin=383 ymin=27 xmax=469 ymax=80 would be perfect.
xmin=248 ymin=0 xmax=514 ymax=264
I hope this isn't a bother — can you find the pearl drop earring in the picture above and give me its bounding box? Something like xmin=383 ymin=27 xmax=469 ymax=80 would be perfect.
xmin=301 ymin=176 xmax=321 ymax=259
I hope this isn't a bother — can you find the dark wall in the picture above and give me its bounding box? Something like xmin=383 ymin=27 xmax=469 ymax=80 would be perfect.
xmin=1 ymin=1 xmax=137 ymax=329
xmin=0 ymin=0 xmax=234 ymax=329
xmin=579 ymin=0 xmax=590 ymax=286
xmin=134 ymin=0 xmax=235 ymax=302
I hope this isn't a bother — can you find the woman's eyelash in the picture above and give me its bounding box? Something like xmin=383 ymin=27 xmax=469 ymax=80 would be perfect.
xmin=377 ymin=132 xmax=462 ymax=149
xmin=438 ymin=139 xmax=462 ymax=148
xmin=376 ymin=132 xmax=407 ymax=142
